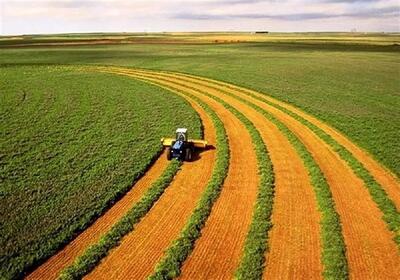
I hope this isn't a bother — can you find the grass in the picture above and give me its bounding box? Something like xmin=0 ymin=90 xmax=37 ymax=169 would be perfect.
xmin=147 ymin=89 xmax=229 ymax=280
xmin=59 ymin=159 xmax=181 ymax=280
xmin=0 ymin=66 xmax=202 ymax=279
xmin=0 ymin=37 xmax=398 ymax=176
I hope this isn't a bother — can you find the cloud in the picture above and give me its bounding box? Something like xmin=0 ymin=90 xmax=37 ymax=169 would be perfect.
xmin=1 ymin=0 xmax=399 ymax=35
xmin=173 ymin=5 xmax=399 ymax=21
xmin=321 ymin=0 xmax=377 ymax=2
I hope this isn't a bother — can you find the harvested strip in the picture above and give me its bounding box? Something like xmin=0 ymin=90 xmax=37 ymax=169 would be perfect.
xmin=26 ymin=154 xmax=169 ymax=280
xmin=162 ymin=71 xmax=400 ymax=208
xmin=178 ymin=91 xmax=258 ymax=280
xmin=118 ymin=72 xmax=260 ymax=279
xmin=116 ymin=69 xmax=400 ymax=279
xmin=262 ymin=101 xmax=400 ymax=244
xmin=137 ymin=68 xmax=400 ymax=245
xmin=162 ymin=71 xmax=400 ymax=244
xmin=93 ymin=68 xmax=400 ymax=278
xmin=84 ymin=100 xmax=216 ymax=280
xmin=181 ymin=77 xmax=400 ymax=278
xmin=223 ymin=93 xmax=348 ymax=278
xmin=202 ymin=95 xmax=323 ymax=279
xmin=134 ymin=71 xmax=346 ymax=278
xmin=149 ymin=93 xmax=229 ymax=279
xmin=125 ymin=70 xmax=323 ymax=279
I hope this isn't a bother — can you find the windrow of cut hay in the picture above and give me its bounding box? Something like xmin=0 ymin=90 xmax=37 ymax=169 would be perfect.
xmin=111 ymin=68 xmax=399 ymax=279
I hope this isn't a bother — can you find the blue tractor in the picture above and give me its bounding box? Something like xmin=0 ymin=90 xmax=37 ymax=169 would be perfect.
xmin=161 ymin=128 xmax=208 ymax=161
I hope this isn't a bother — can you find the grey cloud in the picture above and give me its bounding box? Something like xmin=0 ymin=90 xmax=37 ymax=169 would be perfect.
xmin=52 ymin=1 xmax=101 ymax=9
xmin=4 ymin=0 xmax=103 ymax=9
xmin=174 ymin=5 xmax=399 ymax=21
xmin=219 ymin=0 xmax=272 ymax=3
xmin=321 ymin=0 xmax=378 ymax=2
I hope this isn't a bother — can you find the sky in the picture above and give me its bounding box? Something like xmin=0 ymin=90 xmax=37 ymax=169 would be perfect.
xmin=1 ymin=0 xmax=399 ymax=35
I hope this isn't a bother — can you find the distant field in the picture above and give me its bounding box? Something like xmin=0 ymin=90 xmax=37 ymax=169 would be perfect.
xmin=1 ymin=32 xmax=399 ymax=46
xmin=0 ymin=66 xmax=201 ymax=278
xmin=1 ymin=34 xmax=399 ymax=175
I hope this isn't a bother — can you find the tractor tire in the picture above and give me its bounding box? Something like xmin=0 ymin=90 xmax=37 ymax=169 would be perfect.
xmin=166 ymin=147 xmax=172 ymax=160
xmin=185 ymin=148 xmax=192 ymax=161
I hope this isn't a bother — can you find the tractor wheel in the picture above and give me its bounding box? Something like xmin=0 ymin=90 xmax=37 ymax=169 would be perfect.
xmin=185 ymin=148 xmax=192 ymax=161
xmin=166 ymin=147 xmax=172 ymax=160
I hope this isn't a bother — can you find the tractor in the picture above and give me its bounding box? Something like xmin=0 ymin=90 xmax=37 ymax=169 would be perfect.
xmin=161 ymin=128 xmax=207 ymax=161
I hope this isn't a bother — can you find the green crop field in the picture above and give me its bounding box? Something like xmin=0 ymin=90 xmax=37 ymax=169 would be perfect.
xmin=0 ymin=66 xmax=201 ymax=278
xmin=1 ymin=32 xmax=399 ymax=279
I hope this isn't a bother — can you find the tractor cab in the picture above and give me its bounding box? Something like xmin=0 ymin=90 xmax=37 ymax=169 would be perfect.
xmin=161 ymin=128 xmax=208 ymax=162
xmin=169 ymin=128 xmax=190 ymax=161
xmin=175 ymin=128 xmax=188 ymax=142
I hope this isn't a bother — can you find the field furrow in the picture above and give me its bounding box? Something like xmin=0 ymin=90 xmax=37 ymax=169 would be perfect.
xmin=119 ymin=70 xmax=323 ymax=279
xmin=84 ymin=101 xmax=216 ymax=280
xmin=26 ymin=154 xmax=169 ymax=280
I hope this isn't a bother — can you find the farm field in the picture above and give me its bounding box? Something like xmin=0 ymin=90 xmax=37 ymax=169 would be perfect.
xmin=0 ymin=33 xmax=399 ymax=279
xmin=1 ymin=34 xmax=399 ymax=176
xmin=1 ymin=32 xmax=400 ymax=46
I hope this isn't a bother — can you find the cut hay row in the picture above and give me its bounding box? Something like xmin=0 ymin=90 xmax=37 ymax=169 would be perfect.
xmin=150 ymin=79 xmax=260 ymax=280
xmin=105 ymin=67 xmax=400 ymax=279
xmin=175 ymin=72 xmax=400 ymax=246
xmin=109 ymin=70 xmax=322 ymax=279
xmin=167 ymin=71 xmax=400 ymax=210
xmin=83 ymin=100 xmax=217 ymax=279
xmin=148 ymin=91 xmax=230 ymax=279
xmin=135 ymin=71 xmax=346 ymax=278
xmin=194 ymin=78 xmax=400 ymax=245
xmin=153 ymin=70 xmax=399 ymax=279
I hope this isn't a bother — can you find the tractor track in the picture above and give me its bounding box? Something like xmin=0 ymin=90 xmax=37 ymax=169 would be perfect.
xmin=104 ymin=67 xmax=400 ymax=279
xmin=26 ymin=154 xmax=169 ymax=280
xmin=84 ymin=100 xmax=217 ymax=280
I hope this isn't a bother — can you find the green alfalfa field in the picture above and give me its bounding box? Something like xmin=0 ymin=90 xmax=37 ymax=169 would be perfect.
xmin=0 ymin=32 xmax=399 ymax=279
